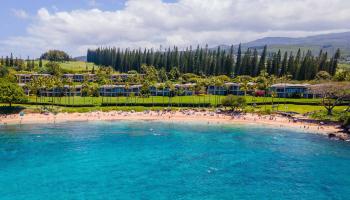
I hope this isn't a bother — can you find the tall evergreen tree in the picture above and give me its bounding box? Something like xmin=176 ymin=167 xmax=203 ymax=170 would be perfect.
xmin=258 ymin=45 xmax=267 ymax=74
xmin=330 ymin=49 xmax=340 ymax=75
xmin=10 ymin=53 xmax=13 ymax=67
xmin=280 ymin=52 xmax=288 ymax=76
xmin=287 ymin=52 xmax=295 ymax=76
xmin=39 ymin=58 xmax=43 ymax=68
xmin=251 ymin=49 xmax=259 ymax=76
xmin=86 ymin=45 xmax=341 ymax=80
xmin=26 ymin=56 xmax=31 ymax=70
xmin=294 ymin=49 xmax=301 ymax=79
xmin=235 ymin=44 xmax=242 ymax=76
xmin=5 ymin=56 xmax=9 ymax=67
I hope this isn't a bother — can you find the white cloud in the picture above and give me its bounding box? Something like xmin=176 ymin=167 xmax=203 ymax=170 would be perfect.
xmin=2 ymin=0 xmax=350 ymax=57
xmin=12 ymin=9 xmax=29 ymax=19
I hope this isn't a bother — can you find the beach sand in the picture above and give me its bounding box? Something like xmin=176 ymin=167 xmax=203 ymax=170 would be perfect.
xmin=0 ymin=110 xmax=346 ymax=139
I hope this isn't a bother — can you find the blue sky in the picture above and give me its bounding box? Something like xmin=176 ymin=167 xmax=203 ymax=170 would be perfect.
xmin=1 ymin=0 xmax=349 ymax=58
xmin=0 ymin=0 xmax=127 ymax=39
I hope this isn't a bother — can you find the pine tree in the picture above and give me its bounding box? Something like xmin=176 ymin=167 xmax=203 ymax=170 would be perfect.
xmin=271 ymin=50 xmax=281 ymax=76
xmin=330 ymin=49 xmax=340 ymax=75
xmin=294 ymin=49 xmax=301 ymax=79
xmin=317 ymin=50 xmax=328 ymax=72
xmin=266 ymin=56 xmax=273 ymax=75
xmin=86 ymin=45 xmax=341 ymax=80
xmin=235 ymin=44 xmax=242 ymax=76
xmin=241 ymin=48 xmax=252 ymax=75
xmin=26 ymin=56 xmax=31 ymax=70
xmin=280 ymin=52 xmax=288 ymax=76
xmin=287 ymin=52 xmax=295 ymax=76
xmin=251 ymin=49 xmax=259 ymax=76
xmin=5 ymin=56 xmax=9 ymax=67
xmin=224 ymin=45 xmax=234 ymax=76
xmin=31 ymin=60 xmax=35 ymax=70
xmin=258 ymin=45 xmax=267 ymax=74
xmin=10 ymin=53 xmax=13 ymax=67
xmin=39 ymin=58 xmax=43 ymax=68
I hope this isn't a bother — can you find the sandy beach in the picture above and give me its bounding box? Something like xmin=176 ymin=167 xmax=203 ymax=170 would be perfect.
xmin=0 ymin=110 xmax=346 ymax=139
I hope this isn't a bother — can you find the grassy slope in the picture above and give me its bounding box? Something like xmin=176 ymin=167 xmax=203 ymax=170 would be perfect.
xmin=36 ymin=60 xmax=97 ymax=73
xmin=338 ymin=63 xmax=350 ymax=70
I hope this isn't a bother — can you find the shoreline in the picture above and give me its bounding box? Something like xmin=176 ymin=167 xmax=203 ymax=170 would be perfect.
xmin=0 ymin=110 xmax=347 ymax=140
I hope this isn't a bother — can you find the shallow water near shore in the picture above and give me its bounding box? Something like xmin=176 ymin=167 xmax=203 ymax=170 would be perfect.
xmin=1 ymin=121 xmax=350 ymax=200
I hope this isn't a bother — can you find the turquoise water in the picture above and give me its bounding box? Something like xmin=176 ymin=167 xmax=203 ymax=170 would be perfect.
xmin=1 ymin=121 xmax=350 ymax=200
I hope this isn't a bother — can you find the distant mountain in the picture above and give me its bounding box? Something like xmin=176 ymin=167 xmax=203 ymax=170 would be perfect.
xmin=73 ymin=56 xmax=87 ymax=62
xmin=219 ymin=32 xmax=350 ymax=58
xmin=245 ymin=32 xmax=350 ymax=46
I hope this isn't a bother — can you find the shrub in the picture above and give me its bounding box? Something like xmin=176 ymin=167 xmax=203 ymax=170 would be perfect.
xmin=0 ymin=79 xmax=27 ymax=106
xmin=221 ymin=95 xmax=246 ymax=111
xmin=315 ymin=71 xmax=331 ymax=80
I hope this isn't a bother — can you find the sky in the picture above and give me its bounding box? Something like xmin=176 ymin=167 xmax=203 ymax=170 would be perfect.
xmin=1 ymin=0 xmax=350 ymax=58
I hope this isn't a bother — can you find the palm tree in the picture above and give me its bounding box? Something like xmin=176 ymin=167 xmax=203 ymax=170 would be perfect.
xmin=39 ymin=76 xmax=50 ymax=105
xmin=194 ymin=82 xmax=202 ymax=107
xmin=27 ymin=78 xmax=40 ymax=106
xmin=125 ymin=82 xmax=130 ymax=106
xmin=82 ymin=80 xmax=90 ymax=105
xmin=250 ymin=79 xmax=258 ymax=108
xmin=67 ymin=79 xmax=74 ymax=106
xmin=89 ymin=82 xmax=99 ymax=105
xmin=165 ymin=81 xmax=175 ymax=108
xmin=256 ymin=71 xmax=270 ymax=111
xmin=150 ymin=81 xmax=156 ymax=107
xmin=140 ymin=80 xmax=151 ymax=104
xmin=237 ymin=76 xmax=252 ymax=97
xmin=271 ymin=91 xmax=277 ymax=111
xmin=36 ymin=76 xmax=46 ymax=104
xmin=268 ymin=75 xmax=276 ymax=110
xmin=45 ymin=76 xmax=55 ymax=108
xmin=213 ymin=78 xmax=224 ymax=107
xmin=53 ymin=76 xmax=63 ymax=105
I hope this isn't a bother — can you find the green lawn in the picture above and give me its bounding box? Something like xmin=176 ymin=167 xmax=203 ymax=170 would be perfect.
xmin=248 ymin=104 xmax=347 ymax=114
xmin=36 ymin=60 xmax=98 ymax=73
xmin=1 ymin=102 xmax=346 ymax=116
xmin=338 ymin=63 xmax=350 ymax=70
xmin=27 ymin=95 xmax=323 ymax=107
xmin=3 ymin=95 xmax=346 ymax=118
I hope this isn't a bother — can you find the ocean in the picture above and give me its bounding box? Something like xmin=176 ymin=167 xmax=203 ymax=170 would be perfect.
xmin=1 ymin=121 xmax=350 ymax=200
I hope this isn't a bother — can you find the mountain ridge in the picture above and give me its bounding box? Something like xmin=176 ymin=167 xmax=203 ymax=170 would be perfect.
xmin=233 ymin=31 xmax=350 ymax=58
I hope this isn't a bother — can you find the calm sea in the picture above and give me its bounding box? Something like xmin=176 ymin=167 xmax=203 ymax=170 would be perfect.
xmin=1 ymin=121 xmax=350 ymax=200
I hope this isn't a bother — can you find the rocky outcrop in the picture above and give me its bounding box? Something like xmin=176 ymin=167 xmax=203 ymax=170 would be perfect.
xmin=328 ymin=132 xmax=349 ymax=141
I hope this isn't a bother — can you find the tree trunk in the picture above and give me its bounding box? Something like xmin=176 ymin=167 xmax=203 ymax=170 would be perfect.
xmin=327 ymin=108 xmax=333 ymax=116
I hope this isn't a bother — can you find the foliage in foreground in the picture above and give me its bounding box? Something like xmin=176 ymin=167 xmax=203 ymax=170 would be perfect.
xmin=221 ymin=95 xmax=247 ymax=111
xmin=0 ymin=79 xmax=27 ymax=106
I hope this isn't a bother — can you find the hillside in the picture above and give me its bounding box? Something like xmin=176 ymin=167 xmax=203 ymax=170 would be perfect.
xmin=219 ymin=32 xmax=350 ymax=58
xmin=35 ymin=60 xmax=97 ymax=73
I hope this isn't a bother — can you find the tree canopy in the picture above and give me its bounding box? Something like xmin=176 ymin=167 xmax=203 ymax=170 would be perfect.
xmin=87 ymin=45 xmax=340 ymax=80
xmin=44 ymin=62 xmax=62 ymax=76
xmin=310 ymin=82 xmax=350 ymax=115
xmin=221 ymin=95 xmax=247 ymax=111
xmin=41 ymin=50 xmax=70 ymax=62
xmin=0 ymin=79 xmax=27 ymax=106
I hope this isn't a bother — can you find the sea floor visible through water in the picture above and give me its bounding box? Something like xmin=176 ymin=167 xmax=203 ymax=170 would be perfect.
xmin=0 ymin=121 xmax=350 ymax=200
